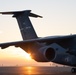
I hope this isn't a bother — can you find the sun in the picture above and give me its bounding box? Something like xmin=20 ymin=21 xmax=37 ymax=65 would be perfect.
xmin=25 ymin=53 xmax=32 ymax=60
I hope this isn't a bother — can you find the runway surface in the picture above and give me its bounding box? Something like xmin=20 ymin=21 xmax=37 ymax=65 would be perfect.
xmin=0 ymin=66 xmax=75 ymax=75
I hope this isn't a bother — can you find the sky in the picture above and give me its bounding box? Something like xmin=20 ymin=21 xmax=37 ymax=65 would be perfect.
xmin=0 ymin=0 xmax=76 ymax=66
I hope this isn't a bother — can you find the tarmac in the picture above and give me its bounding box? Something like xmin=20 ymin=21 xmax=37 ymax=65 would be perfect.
xmin=0 ymin=66 xmax=75 ymax=75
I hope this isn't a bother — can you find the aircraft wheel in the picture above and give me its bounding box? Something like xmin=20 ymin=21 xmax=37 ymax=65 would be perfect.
xmin=71 ymin=68 xmax=76 ymax=73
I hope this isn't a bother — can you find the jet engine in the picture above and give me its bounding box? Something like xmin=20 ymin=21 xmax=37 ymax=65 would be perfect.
xmin=32 ymin=43 xmax=76 ymax=66
xmin=31 ymin=46 xmax=56 ymax=62
xmin=32 ymin=43 xmax=64 ymax=62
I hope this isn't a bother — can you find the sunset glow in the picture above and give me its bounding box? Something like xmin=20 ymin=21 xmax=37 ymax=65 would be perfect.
xmin=25 ymin=53 xmax=32 ymax=60
xmin=13 ymin=48 xmax=32 ymax=60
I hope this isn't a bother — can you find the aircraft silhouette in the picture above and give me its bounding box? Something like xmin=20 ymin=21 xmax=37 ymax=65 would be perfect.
xmin=0 ymin=10 xmax=76 ymax=73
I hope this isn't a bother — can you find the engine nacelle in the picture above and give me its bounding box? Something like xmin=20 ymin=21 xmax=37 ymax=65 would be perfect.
xmin=32 ymin=43 xmax=65 ymax=62
xmin=31 ymin=44 xmax=56 ymax=62
xmin=39 ymin=46 xmax=56 ymax=62
xmin=32 ymin=43 xmax=76 ymax=66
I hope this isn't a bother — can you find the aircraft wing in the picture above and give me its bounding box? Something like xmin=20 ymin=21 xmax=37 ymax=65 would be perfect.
xmin=0 ymin=34 xmax=76 ymax=49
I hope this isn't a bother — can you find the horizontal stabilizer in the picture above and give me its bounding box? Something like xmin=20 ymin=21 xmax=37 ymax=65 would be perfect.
xmin=0 ymin=10 xmax=43 ymax=18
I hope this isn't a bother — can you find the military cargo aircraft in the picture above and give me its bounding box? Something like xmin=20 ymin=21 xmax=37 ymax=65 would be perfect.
xmin=0 ymin=10 xmax=76 ymax=73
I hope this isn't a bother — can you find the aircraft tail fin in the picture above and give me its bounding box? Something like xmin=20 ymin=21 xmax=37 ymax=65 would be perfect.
xmin=0 ymin=10 xmax=42 ymax=40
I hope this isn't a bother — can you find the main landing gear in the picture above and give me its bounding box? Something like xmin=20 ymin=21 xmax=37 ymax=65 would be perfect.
xmin=71 ymin=68 xmax=76 ymax=73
